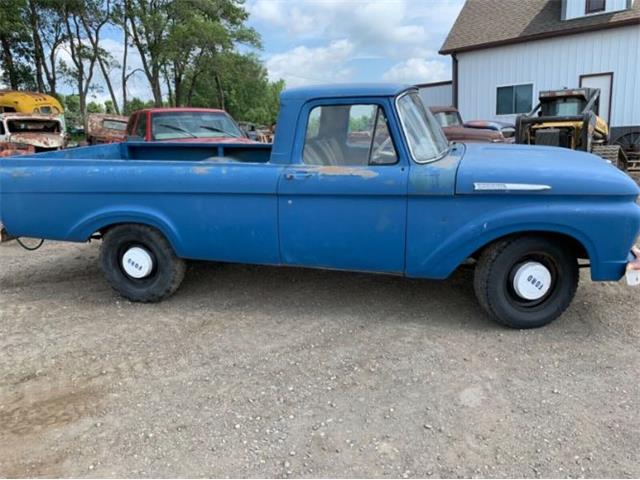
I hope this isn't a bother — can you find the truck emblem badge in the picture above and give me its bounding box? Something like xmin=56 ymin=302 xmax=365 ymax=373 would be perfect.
xmin=473 ymin=183 xmax=552 ymax=191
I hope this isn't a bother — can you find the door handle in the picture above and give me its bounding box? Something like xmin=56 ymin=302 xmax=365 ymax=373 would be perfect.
xmin=284 ymin=171 xmax=314 ymax=180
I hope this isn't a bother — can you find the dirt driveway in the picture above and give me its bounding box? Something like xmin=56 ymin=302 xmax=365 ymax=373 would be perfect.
xmin=0 ymin=240 xmax=638 ymax=478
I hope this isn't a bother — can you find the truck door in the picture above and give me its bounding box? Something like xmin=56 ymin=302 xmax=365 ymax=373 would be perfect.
xmin=277 ymin=98 xmax=408 ymax=273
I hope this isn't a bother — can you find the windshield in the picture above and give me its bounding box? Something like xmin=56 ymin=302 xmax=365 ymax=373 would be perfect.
xmin=7 ymin=118 xmax=61 ymax=134
xmin=396 ymin=92 xmax=449 ymax=162
xmin=151 ymin=111 xmax=242 ymax=140
xmin=103 ymin=119 xmax=127 ymax=131
xmin=433 ymin=111 xmax=462 ymax=127
xmin=542 ymin=98 xmax=587 ymax=116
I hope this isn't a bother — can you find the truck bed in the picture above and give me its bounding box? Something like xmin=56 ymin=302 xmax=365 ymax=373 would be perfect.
xmin=20 ymin=141 xmax=273 ymax=164
xmin=0 ymin=141 xmax=282 ymax=266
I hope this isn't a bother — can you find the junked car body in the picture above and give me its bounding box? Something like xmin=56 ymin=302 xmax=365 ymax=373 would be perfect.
xmin=0 ymin=113 xmax=66 ymax=152
xmin=429 ymin=106 xmax=515 ymax=143
xmin=1 ymin=84 xmax=639 ymax=329
xmin=86 ymin=114 xmax=129 ymax=145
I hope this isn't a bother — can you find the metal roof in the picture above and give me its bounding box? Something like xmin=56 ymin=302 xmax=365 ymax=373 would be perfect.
xmin=440 ymin=0 xmax=640 ymax=54
xmin=280 ymin=83 xmax=413 ymax=101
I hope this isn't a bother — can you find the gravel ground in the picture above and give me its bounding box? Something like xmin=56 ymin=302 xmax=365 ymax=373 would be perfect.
xmin=0 ymin=240 xmax=638 ymax=478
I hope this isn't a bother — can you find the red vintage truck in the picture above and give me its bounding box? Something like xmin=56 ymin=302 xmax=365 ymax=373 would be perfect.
xmin=126 ymin=107 xmax=254 ymax=143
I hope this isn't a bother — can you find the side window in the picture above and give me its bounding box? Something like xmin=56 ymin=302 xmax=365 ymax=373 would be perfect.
xmin=496 ymin=84 xmax=533 ymax=115
xmin=135 ymin=113 xmax=147 ymax=138
xmin=585 ymin=0 xmax=605 ymax=14
xmin=0 ymin=122 xmax=5 ymax=135
xmin=303 ymin=104 xmax=398 ymax=166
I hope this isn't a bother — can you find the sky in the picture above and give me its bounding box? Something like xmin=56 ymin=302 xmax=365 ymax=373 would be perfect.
xmin=54 ymin=0 xmax=466 ymax=104
xmin=246 ymin=0 xmax=464 ymax=88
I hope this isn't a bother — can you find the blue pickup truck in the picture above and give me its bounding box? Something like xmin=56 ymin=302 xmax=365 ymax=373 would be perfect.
xmin=1 ymin=84 xmax=639 ymax=328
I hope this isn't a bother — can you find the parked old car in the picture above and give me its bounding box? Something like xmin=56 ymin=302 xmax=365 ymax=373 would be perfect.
xmin=87 ymin=114 xmax=129 ymax=145
xmin=429 ymin=106 xmax=515 ymax=143
xmin=0 ymin=113 xmax=66 ymax=152
xmin=126 ymin=107 xmax=254 ymax=143
xmin=1 ymin=84 xmax=639 ymax=329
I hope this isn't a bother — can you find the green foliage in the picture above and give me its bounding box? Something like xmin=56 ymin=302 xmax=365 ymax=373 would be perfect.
xmin=0 ymin=0 xmax=287 ymax=126
xmin=0 ymin=0 xmax=35 ymax=89
xmin=124 ymin=97 xmax=156 ymax=115
xmin=86 ymin=100 xmax=105 ymax=114
xmin=189 ymin=52 xmax=284 ymax=125
xmin=59 ymin=93 xmax=81 ymax=128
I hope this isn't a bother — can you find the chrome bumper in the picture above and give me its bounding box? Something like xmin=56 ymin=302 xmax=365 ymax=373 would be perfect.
xmin=627 ymin=246 xmax=640 ymax=286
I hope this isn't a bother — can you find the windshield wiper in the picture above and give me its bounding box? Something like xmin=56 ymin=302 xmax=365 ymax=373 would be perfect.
xmin=156 ymin=124 xmax=197 ymax=138
xmin=198 ymin=125 xmax=240 ymax=138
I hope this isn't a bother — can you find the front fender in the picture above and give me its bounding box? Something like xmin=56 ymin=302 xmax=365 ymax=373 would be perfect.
xmin=406 ymin=196 xmax=640 ymax=281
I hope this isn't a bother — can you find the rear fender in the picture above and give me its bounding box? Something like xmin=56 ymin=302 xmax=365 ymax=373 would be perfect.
xmin=68 ymin=207 xmax=182 ymax=253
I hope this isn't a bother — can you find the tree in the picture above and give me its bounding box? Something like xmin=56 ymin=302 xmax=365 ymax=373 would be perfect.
xmin=189 ymin=52 xmax=283 ymax=125
xmin=86 ymin=100 xmax=105 ymax=113
xmin=0 ymin=0 xmax=35 ymax=90
xmin=123 ymin=0 xmax=169 ymax=106
xmin=59 ymin=0 xmax=106 ymax=129
xmin=80 ymin=0 xmax=121 ymax=113
xmin=124 ymin=96 xmax=154 ymax=115
xmin=25 ymin=0 xmax=66 ymax=94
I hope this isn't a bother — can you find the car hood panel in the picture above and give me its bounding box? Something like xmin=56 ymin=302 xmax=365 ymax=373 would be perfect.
xmin=456 ymin=143 xmax=640 ymax=196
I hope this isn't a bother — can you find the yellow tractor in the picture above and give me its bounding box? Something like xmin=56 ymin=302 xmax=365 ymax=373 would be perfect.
xmin=515 ymin=88 xmax=627 ymax=169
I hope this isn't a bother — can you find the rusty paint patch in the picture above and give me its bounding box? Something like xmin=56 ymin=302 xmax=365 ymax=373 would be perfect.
xmin=0 ymin=142 xmax=35 ymax=157
xmin=316 ymin=166 xmax=378 ymax=178
xmin=191 ymin=166 xmax=213 ymax=175
xmin=10 ymin=168 xmax=30 ymax=178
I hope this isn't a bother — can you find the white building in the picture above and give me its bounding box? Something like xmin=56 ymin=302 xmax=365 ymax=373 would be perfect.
xmin=438 ymin=0 xmax=640 ymax=140
xmin=417 ymin=80 xmax=452 ymax=107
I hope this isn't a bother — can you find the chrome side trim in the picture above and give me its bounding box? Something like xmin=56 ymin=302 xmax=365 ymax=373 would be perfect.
xmin=473 ymin=182 xmax=552 ymax=191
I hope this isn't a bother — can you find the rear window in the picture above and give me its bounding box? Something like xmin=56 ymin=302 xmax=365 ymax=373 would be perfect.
xmin=103 ymin=119 xmax=128 ymax=131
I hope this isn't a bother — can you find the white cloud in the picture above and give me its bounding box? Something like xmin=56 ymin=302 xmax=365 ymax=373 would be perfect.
xmin=382 ymin=57 xmax=450 ymax=84
xmin=265 ymin=39 xmax=355 ymax=87
xmin=249 ymin=0 xmax=464 ymax=86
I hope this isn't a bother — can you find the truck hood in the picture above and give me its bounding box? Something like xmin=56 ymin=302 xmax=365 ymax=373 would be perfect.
xmin=442 ymin=125 xmax=502 ymax=142
xmin=456 ymin=143 xmax=640 ymax=196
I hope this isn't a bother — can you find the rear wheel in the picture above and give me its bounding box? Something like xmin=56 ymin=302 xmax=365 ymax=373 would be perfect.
xmin=473 ymin=236 xmax=579 ymax=328
xmin=100 ymin=224 xmax=186 ymax=302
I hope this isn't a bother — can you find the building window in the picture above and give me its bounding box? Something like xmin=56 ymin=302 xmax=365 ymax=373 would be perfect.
xmin=496 ymin=84 xmax=533 ymax=115
xmin=585 ymin=0 xmax=606 ymax=14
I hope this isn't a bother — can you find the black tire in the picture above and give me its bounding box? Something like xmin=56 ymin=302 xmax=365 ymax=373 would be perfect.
xmin=100 ymin=224 xmax=186 ymax=302
xmin=473 ymin=236 xmax=579 ymax=329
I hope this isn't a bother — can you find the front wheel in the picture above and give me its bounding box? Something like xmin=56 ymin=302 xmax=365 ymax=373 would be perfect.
xmin=473 ymin=236 xmax=579 ymax=328
xmin=100 ymin=224 xmax=186 ymax=302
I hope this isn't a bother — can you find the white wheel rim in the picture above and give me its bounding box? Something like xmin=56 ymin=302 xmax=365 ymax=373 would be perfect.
xmin=513 ymin=261 xmax=552 ymax=301
xmin=121 ymin=246 xmax=154 ymax=279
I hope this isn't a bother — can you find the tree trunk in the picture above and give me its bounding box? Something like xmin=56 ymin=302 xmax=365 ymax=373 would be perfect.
xmin=81 ymin=16 xmax=120 ymax=114
xmin=122 ymin=16 xmax=128 ymax=112
xmin=214 ymin=73 xmax=225 ymax=110
xmin=0 ymin=34 xmax=18 ymax=89
xmin=125 ymin=0 xmax=165 ymax=107
xmin=27 ymin=0 xmax=45 ymax=92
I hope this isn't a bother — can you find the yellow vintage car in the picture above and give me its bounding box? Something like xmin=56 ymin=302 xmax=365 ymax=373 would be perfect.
xmin=0 ymin=90 xmax=64 ymax=115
